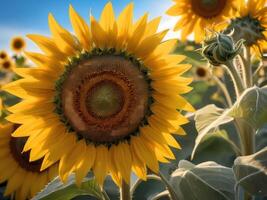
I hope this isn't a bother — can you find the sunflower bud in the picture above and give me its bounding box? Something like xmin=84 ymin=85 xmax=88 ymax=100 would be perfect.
xmin=201 ymin=32 xmax=244 ymax=66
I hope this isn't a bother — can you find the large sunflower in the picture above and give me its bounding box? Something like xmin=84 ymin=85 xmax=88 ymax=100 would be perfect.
xmin=0 ymin=123 xmax=58 ymax=200
xmin=227 ymin=0 xmax=267 ymax=55
xmin=3 ymin=3 xmax=194 ymax=187
xmin=166 ymin=0 xmax=240 ymax=43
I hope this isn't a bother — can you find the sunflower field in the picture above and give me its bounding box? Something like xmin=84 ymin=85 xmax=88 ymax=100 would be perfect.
xmin=0 ymin=0 xmax=266 ymax=200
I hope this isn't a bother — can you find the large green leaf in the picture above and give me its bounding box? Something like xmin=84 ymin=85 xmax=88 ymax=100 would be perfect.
xmin=192 ymin=130 xmax=238 ymax=167
xmin=33 ymin=175 xmax=107 ymax=200
xmin=230 ymin=86 xmax=267 ymax=130
xmin=233 ymin=147 xmax=267 ymax=196
xmin=193 ymin=104 xmax=234 ymax=157
xmin=170 ymin=160 xmax=236 ymax=200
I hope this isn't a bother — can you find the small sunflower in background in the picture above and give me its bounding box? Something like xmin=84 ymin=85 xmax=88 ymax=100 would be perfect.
xmin=166 ymin=0 xmax=240 ymax=43
xmin=194 ymin=65 xmax=210 ymax=80
xmin=10 ymin=37 xmax=26 ymax=53
xmin=0 ymin=51 xmax=8 ymax=60
xmin=0 ymin=123 xmax=58 ymax=200
xmin=0 ymin=59 xmax=14 ymax=71
xmin=3 ymin=2 xmax=194 ymax=187
xmin=227 ymin=0 xmax=267 ymax=56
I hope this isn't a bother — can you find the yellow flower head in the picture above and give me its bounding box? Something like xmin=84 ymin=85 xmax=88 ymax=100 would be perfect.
xmin=10 ymin=37 xmax=26 ymax=53
xmin=227 ymin=0 xmax=267 ymax=56
xmin=0 ymin=50 xmax=8 ymax=60
xmin=0 ymin=58 xmax=14 ymax=71
xmin=3 ymin=3 xmax=194 ymax=187
xmin=0 ymin=123 xmax=58 ymax=200
xmin=166 ymin=0 xmax=240 ymax=43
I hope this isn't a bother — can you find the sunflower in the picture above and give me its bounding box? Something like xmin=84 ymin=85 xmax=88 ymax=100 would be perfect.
xmin=0 ymin=51 xmax=8 ymax=60
xmin=11 ymin=37 xmax=26 ymax=53
xmin=0 ymin=123 xmax=58 ymax=200
xmin=194 ymin=65 xmax=210 ymax=80
xmin=3 ymin=3 xmax=194 ymax=187
xmin=0 ymin=59 xmax=14 ymax=71
xmin=166 ymin=0 xmax=240 ymax=43
xmin=226 ymin=0 xmax=267 ymax=56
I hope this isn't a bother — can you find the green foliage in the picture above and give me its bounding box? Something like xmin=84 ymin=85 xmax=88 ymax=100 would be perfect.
xmin=230 ymin=86 xmax=267 ymax=130
xmin=233 ymin=147 xmax=267 ymax=197
xmin=192 ymin=130 xmax=237 ymax=167
xmin=169 ymin=160 xmax=236 ymax=200
xmin=132 ymin=176 xmax=167 ymax=200
xmin=193 ymin=104 xmax=234 ymax=158
xmin=33 ymin=175 xmax=109 ymax=200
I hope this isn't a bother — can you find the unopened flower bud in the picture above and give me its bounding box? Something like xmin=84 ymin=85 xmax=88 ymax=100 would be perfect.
xmin=201 ymin=32 xmax=244 ymax=66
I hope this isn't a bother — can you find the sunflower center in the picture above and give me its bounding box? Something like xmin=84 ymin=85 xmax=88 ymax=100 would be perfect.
xmin=86 ymin=80 xmax=124 ymax=118
xmin=0 ymin=52 xmax=7 ymax=59
xmin=13 ymin=39 xmax=23 ymax=49
xmin=10 ymin=136 xmax=42 ymax=173
xmin=196 ymin=67 xmax=207 ymax=77
xmin=56 ymin=51 xmax=149 ymax=144
xmin=227 ymin=15 xmax=266 ymax=47
xmin=2 ymin=61 xmax=11 ymax=69
xmin=191 ymin=0 xmax=226 ymax=18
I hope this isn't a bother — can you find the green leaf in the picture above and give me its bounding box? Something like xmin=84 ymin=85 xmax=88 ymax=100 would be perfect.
xmin=33 ymin=174 xmax=107 ymax=200
xmin=233 ymin=147 xmax=267 ymax=196
xmin=192 ymin=130 xmax=238 ymax=167
xmin=132 ymin=175 xmax=166 ymax=200
xmin=193 ymin=104 xmax=233 ymax=157
xmin=230 ymin=86 xmax=267 ymax=130
xmin=170 ymin=160 xmax=236 ymax=200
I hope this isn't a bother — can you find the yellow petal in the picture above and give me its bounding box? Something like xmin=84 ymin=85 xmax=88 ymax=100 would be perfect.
xmin=93 ymin=145 xmax=109 ymax=186
xmin=27 ymin=34 xmax=66 ymax=61
xmin=127 ymin=13 xmax=148 ymax=52
xmin=90 ymin=15 xmax=107 ymax=48
xmin=131 ymin=136 xmax=159 ymax=173
xmin=99 ymin=2 xmax=115 ymax=32
xmin=48 ymin=13 xmax=80 ymax=55
xmin=4 ymin=169 xmax=25 ymax=196
xmin=69 ymin=5 xmax=91 ymax=51
xmin=131 ymin=149 xmax=147 ymax=180
xmin=135 ymin=29 xmax=168 ymax=58
xmin=111 ymin=142 xmax=132 ymax=184
xmin=75 ymin=144 xmax=96 ymax=186
xmin=116 ymin=3 xmax=134 ymax=49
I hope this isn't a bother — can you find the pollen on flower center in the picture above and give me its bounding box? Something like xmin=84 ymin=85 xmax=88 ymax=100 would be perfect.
xmin=86 ymin=80 xmax=125 ymax=119
xmin=191 ymin=0 xmax=226 ymax=18
xmin=57 ymin=53 xmax=149 ymax=144
xmin=10 ymin=136 xmax=42 ymax=172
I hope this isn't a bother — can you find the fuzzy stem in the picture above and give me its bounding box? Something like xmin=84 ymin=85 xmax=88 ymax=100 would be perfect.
xmin=224 ymin=60 xmax=245 ymax=97
xmin=234 ymin=120 xmax=255 ymax=200
xmin=158 ymin=172 xmax=178 ymax=200
xmin=211 ymin=74 xmax=233 ymax=107
xmin=120 ymin=180 xmax=131 ymax=200
xmin=240 ymin=47 xmax=253 ymax=88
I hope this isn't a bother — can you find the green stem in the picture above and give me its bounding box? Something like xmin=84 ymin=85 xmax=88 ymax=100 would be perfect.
xmin=234 ymin=120 xmax=255 ymax=200
xmin=224 ymin=60 xmax=245 ymax=97
xmin=239 ymin=47 xmax=253 ymax=88
xmin=234 ymin=120 xmax=255 ymax=156
xmin=120 ymin=180 xmax=131 ymax=200
xmin=158 ymin=172 xmax=178 ymax=200
xmin=211 ymin=74 xmax=233 ymax=107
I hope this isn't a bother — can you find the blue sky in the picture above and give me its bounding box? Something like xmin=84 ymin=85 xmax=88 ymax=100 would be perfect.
xmin=0 ymin=0 xmax=180 ymax=53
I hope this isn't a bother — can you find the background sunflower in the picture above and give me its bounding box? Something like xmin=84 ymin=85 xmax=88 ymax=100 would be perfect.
xmin=166 ymin=0 xmax=240 ymax=43
xmin=0 ymin=123 xmax=58 ymax=200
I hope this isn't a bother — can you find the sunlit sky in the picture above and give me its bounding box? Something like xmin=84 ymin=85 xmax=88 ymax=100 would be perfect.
xmin=0 ymin=0 xmax=180 ymax=53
